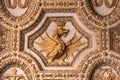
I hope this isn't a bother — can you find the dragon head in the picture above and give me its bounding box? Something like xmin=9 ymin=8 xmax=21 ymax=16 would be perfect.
xmin=55 ymin=21 xmax=69 ymax=37
xmin=57 ymin=27 xmax=69 ymax=37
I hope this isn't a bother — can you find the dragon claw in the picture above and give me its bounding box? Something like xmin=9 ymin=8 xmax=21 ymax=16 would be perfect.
xmin=60 ymin=60 xmax=70 ymax=66
xmin=48 ymin=61 xmax=54 ymax=65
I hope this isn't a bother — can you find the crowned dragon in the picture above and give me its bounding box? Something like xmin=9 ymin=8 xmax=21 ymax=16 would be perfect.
xmin=36 ymin=21 xmax=86 ymax=65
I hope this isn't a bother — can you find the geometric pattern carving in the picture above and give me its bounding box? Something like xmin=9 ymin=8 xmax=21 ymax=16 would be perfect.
xmin=0 ymin=0 xmax=119 ymax=80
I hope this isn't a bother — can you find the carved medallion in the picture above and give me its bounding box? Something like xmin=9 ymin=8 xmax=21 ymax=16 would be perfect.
xmin=80 ymin=52 xmax=120 ymax=80
xmin=0 ymin=0 xmax=42 ymax=28
xmin=1 ymin=68 xmax=26 ymax=80
xmin=93 ymin=67 xmax=119 ymax=80
xmin=90 ymin=0 xmax=118 ymax=16
xmin=0 ymin=52 xmax=41 ymax=80
xmin=78 ymin=0 xmax=120 ymax=28
xmin=4 ymin=0 xmax=30 ymax=17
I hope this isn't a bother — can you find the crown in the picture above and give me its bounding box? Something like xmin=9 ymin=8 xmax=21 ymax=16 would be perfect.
xmin=56 ymin=21 xmax=66 ymax=27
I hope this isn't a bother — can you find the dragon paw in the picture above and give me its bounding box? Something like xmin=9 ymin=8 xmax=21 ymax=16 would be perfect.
xmin=47 ymin=59 xmax=54 ymax=65
xmin=59 ymin=61 xmax=70 ymax=66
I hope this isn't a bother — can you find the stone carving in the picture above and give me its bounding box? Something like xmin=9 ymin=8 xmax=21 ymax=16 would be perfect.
xmin=94 ymin=68 xmax=118 ymax=80
xmin=20 ymin=16 xmax=90 ymax=67
xmin=0 ymin=0 xmax=119 ymax=80
xmin=78 ymin=0 xmax=120 ymax=28
xmin=91 ymin=0 xmax=117 ymax=8
xmin=0 ymin=27 xmax=5 ymax=51
xmin=110 ymin=26 xmax=120 ymax=53
xmin=4 ymin=0 xmax=30 ymax=9
xmin=0 ymin=26 xmax=10 ymax=52
xmin=0 ymin=53 xmax=41 ymax=80
xmin=0 ymin=0 xmax=42 ymax=28
xmin=43 ymin=0 xmax=78 ymax=8
xmin=80 ymin=52 xmax=120 ymax=80
xmin=36 ymin=21 xmax=85 ymax=65
xmin=2 ymin=68 xmax=25 ymax=80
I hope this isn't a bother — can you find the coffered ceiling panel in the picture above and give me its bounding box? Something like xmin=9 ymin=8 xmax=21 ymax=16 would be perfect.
xmin=0 ymin=0 xmax=120 ymax=80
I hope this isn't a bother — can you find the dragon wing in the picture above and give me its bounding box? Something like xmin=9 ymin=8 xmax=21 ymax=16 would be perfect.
xmin=36 ymin=32 xmax=57 ymax=55
xmin=66 ymin=33 xmax=86 ymax=57
xmin=67 ymin=33 xmax=79 ymax=46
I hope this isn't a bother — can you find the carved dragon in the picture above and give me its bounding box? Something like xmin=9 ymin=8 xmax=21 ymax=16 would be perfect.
xmin=36 ymin=21 xmax=86 ymax=65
